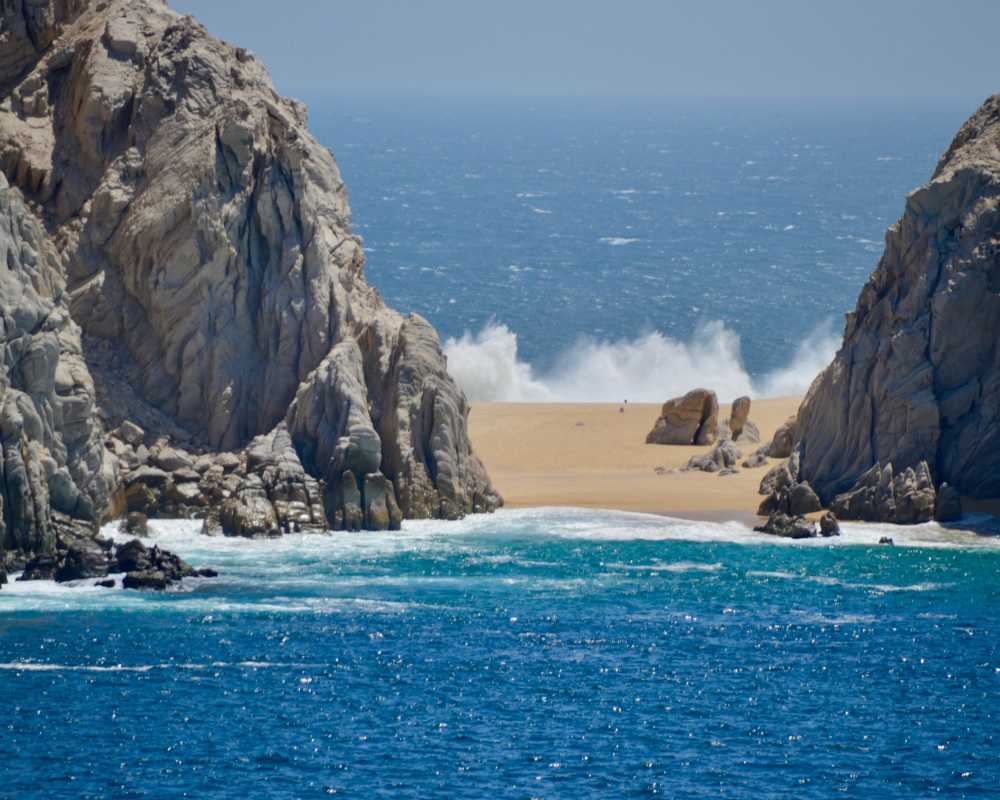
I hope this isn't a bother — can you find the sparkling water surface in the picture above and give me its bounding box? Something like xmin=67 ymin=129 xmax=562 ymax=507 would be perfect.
xmin=2 ymin=510 xmax=998 ymax=798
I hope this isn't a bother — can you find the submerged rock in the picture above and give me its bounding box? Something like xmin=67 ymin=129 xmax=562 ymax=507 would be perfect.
xmin=646 ymin=389 xmax=719 ymax=446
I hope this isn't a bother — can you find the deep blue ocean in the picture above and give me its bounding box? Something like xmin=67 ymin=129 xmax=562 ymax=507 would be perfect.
xmin=2 ymin=512 xmax=999 ymax=798
xmin=2 ymin=99 xmax=999 ymax=798
xmin=302 ymin=96 xmax=978 ymax=400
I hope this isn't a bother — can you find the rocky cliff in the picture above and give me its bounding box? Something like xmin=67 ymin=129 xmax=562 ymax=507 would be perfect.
xmin=794 ymin=95 xmax=1000 ymax=505
xmin=0 ymin=0 xmax=500 ymax=564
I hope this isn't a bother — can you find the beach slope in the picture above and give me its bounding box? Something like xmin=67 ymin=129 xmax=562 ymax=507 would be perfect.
xmin=469 ymin=397 xmax=802 ymax=520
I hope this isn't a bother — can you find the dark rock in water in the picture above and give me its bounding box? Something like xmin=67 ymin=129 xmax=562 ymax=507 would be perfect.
xmin=878 ymin=537 xmax=895 ymax=546
xmin=123 ymin=571 xmax=168 ymax=591
xmin=685 ymin=440 xmax=741 ymax=473
xmin=94 ymin=579 xmax=116 ymax=588
xmin=754 ymin=513 xmax=817 ymax=539
xmin=794 ymin=96 xmax=1000 ymax=501
xmin=54 ymin=537 xmax=110 ymax=582
xmin=111 ymin=539 xmax=209 ymax=590
xmin=646 ymin=389 xmax=719 ymax=446
xmin=831 ymin=462 xmax=936 ymax=525
xmin=819 ymin=511 xmax=841 ymax=538
xmin=934 ymin=483 xmax=963 ymax=523
xmin=18 ymin=554 xmax=59 ymax=582
xmin=120 ymin=512 xmax=149 ymax=538
xmin=112 ymin=539 xmax=152 ymax=574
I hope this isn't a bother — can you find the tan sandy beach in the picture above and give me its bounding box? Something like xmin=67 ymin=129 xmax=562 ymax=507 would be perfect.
xmin=469 ymin=396 xmax=803 ymax=522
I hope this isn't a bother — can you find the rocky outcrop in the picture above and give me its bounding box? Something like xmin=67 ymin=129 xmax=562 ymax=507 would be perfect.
xmin=684 ymin=440 xmax=740 ymax=473
xmin=719 ymin=396 xmax=760 ymax=444
xmin=0 ymin=0 xmax=500 ymax=562
xmin=0 ymin=170 xmax=118 ymax=560
xmin=646 ymin=389 xmax=719 ymax=446
xmin=753 ymin=513 xmax=816 ymax=540
xmin=829 ymin=462 xmax=937 ymax=525
xmin=766 ymin=417 xmax=798 ymax=459
xmin=16 ymin=512 xmax=212 ymax=589
xmin=794 ymin=96 xmax=1000 ymax=504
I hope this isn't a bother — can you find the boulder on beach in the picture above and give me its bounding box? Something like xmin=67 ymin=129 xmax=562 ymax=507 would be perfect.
xmin=645 ymin=389 xmax=719 ymax=446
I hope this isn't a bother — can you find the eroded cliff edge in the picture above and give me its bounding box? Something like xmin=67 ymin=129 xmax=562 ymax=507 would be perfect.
xmin=791 ymin=96 xmax=1000 ymax=509
xmin=0 ymin=0 xmax=500 ymax=567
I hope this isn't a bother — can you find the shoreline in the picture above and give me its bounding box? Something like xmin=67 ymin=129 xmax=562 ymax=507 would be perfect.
xmin=468 ymin=397 xmax=801 ymax=522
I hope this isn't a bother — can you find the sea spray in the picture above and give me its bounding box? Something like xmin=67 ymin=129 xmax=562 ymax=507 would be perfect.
xmin=444 ymin=320 xmax=840 ymax=403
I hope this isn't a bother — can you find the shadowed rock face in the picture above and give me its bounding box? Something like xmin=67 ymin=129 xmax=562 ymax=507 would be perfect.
xmin=0 ymin=0 xmax=500 ymax=554
xmin=795 ymin=95 xmax=1000 ymax=502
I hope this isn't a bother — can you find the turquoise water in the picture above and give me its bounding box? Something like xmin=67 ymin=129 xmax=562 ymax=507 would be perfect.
xmin=2 ymin=510 xmax=998 ymax=798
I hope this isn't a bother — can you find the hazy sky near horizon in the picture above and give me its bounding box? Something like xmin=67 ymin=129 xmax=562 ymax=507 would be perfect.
xmin=171 ymin=0 xmax=998 ymax=100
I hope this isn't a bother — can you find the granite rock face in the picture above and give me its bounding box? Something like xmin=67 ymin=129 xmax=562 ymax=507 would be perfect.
xmin=0 ymin=0 xmax=500 ymax=559
xmin=794 ymin=96 xmax=1000 ymax=503
xmin=829 ymin=462 xmax=937 ymax=525
xmin=0 ymin=171 xmax=118 ymax=559
xmin=646 ymin=389 xmax=719 ymax=446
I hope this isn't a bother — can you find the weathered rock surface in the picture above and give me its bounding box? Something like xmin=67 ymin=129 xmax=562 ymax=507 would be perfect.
xmin=766 ymin=417 xmax=798 ymax=459
xmin=934 ymin=483 xmax=963 ymax=523
xmin=819 ymin=511 xmax=841 ymax=538
xmin=830 ymin=462 xmax=936 ymax=525
xmin=794 ymin=96 xmax=1000 ymax=503
xmin=16 ymin=514 xmax=211 ymax=589
xmin=646 ymin=389 xmax=719 ymax=446
xmin=684 ymin=440 xmax=741 ymax=473
xmin=719 ymin=396 xmax=760 ymax=444
xmin=754 ymin=513 xmax=817 ymax=540
xmin=0 ymin=0 xmax=501 ymax=563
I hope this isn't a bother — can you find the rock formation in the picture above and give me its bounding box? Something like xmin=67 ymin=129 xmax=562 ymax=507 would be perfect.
xmin=719 ymin=396 xmax=760 ymax=443
xmin=645 ymin=389 xmax=719 ymax=446
xmin=684 ymin=440 xmax=740 ymax=473
xmin=0 ymin=0 xmax=500 ymax=578
xmin=793 ymin=96 xmax=1000 ymax=507
xmin=829 ymin=462 xmax=937 ymax=525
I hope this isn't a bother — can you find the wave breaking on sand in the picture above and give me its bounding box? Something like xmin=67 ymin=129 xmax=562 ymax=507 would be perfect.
xmin=444 ymin=321 xmax=839 ymax=403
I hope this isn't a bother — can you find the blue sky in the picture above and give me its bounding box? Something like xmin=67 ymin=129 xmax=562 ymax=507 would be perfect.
xmin=171 ymin=0 xmax=1000 ymax=100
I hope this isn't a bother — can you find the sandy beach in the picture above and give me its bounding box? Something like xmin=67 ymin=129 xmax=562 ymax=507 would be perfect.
xmin=469 ymin=396 xmax=802 ymax=522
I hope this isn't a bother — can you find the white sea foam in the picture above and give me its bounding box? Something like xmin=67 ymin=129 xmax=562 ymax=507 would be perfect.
xmin=443 ymin=320 xmax=839 ymax=403
xmin=599 ymin=236 xmax=640 ymax=246
xmin=0 ymin=510 xmax=994 ymax=615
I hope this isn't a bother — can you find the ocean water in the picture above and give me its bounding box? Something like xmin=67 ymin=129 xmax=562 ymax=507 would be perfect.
xmin=305 ymin=96 xmax=978 ymax=400
xmin=1 ymin=511 xmax=999 ymax=798
xmin=4 ymin=100 xmax=998 ymax=798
